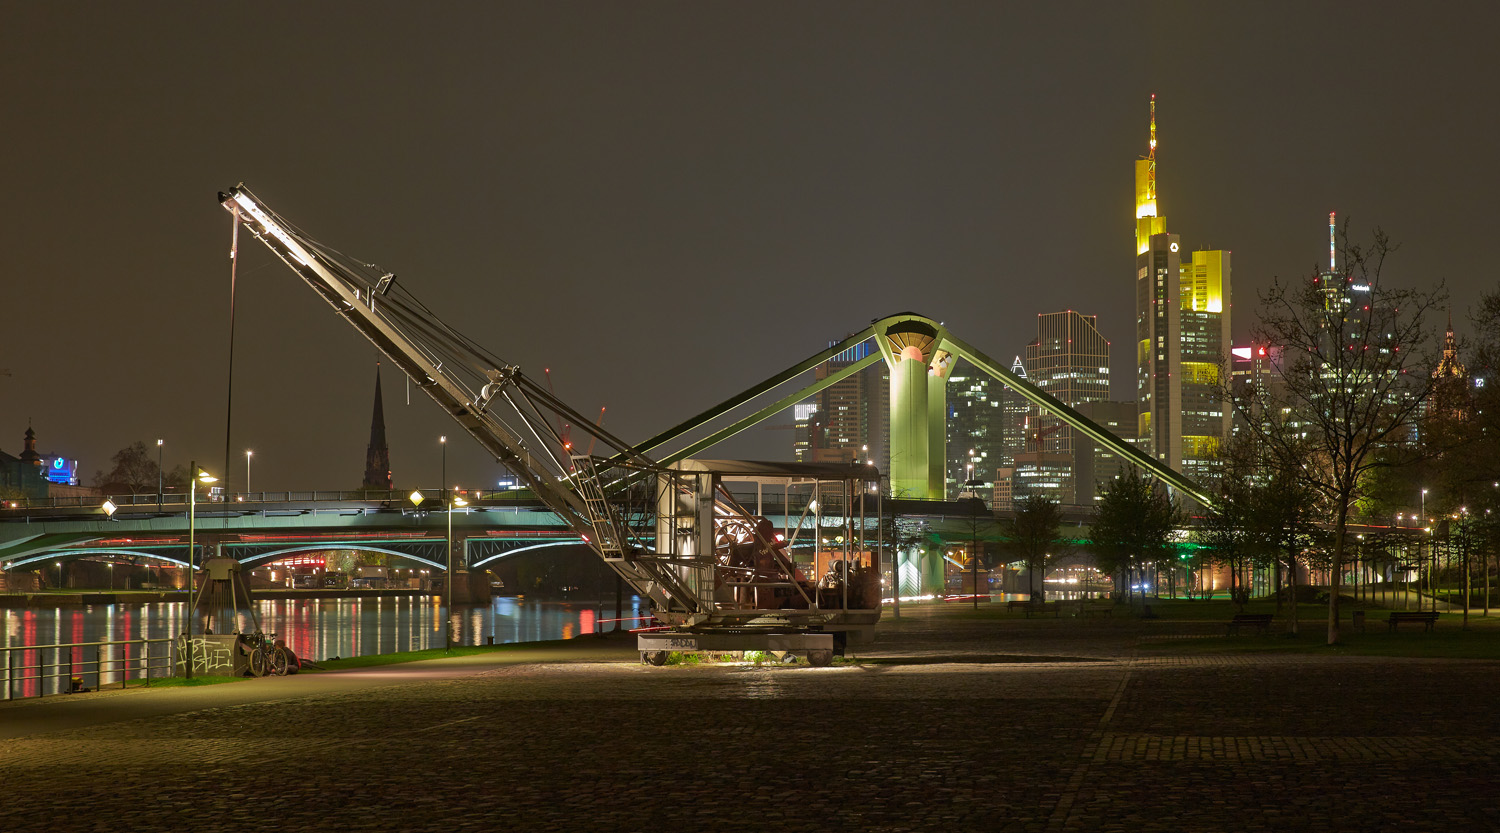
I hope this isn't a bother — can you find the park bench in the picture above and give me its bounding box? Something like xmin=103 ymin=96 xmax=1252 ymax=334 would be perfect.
xmin=1226 ymin=613 xmax=1274 ymax=635
xmin=1024 ymin=602 xmax=1062 ymax=618
xmin=1080 ymin=603 xmax=1114 ymax=618
xmin=1386 ymin=611 xmax=1440 ymax=632
xmin=1006 ymin=599 xmax=1032 ymax=612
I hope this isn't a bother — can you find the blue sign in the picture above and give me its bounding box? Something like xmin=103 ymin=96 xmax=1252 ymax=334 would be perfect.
xmin=45 ymin=456 xmax=78 ymax=485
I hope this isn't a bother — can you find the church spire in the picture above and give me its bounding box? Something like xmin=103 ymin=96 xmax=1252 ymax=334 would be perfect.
xmin=19 ymin=420 xmax=41 ymax=466
xmin=362 ymin=363 xmax=392 ymax=490
xmin=1435 ymin=309 xmax=1464 ymax=379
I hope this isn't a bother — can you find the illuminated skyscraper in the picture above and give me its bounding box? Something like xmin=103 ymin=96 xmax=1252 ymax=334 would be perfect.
xmin=1015 ymin=311 xmax=1111 ymax=503
xmin=949 ymin=354 xmax=1031 ymax=506
xmin=945 ymin=371 xmax=997 ymax=494
xmin=794 ymin=341 xmax=889 ymax=468
xmin=1133 ymin=96 xmax=1231 ymax=482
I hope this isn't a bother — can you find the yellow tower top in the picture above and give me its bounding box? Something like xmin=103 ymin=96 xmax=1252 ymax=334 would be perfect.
xmin=1134 ymin=94 xmax=1165 ymax=254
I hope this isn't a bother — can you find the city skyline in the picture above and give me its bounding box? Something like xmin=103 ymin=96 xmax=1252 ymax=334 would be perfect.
xmin=3 ymin=4 xmax=1496 ymax=491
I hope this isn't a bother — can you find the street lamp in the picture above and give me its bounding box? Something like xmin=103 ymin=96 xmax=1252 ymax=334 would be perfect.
xmin=245 ymin=450 xmax=253 ymax=496
xmin=446 ymin=493 xmax=468 ymax=654
xmin=184 ymin=462 xmax=217 ymax=680
xmin=439 ymin=436 xmax=447 ymax=503
xmin=156 ymin=439 xmax=165 ymax=508
xmin=961 ymin=475 xmax=987 ymax=610
xmin=1422 ymin=489 xmax=1434 ymax=612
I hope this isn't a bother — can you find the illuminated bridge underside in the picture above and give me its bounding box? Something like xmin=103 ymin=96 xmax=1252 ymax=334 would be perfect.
xmin=1 ymin=533 xmax=584 ymax=573
xmin=0 ymin=506 xmax=579 ymax=570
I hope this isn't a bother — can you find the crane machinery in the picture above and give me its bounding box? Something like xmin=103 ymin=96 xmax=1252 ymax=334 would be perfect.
xmin=219 ymin=186 xmax=881 ymax=666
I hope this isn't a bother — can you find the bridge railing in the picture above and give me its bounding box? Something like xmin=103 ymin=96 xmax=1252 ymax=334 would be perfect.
xmin=2 ymin=489 xmax=541 ymax=512
xmin=3 ymin=637 xmax=177 ymax=700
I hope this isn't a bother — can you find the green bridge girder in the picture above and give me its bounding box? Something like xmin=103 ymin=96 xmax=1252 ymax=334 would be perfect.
xmin=630 ymin=312 xmax=1213 ymax=508
xmin=0 ymin=506 xmax=573 ymax=569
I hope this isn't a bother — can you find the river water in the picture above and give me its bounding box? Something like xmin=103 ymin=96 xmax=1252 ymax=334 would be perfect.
xmin=2 ymin=596 xmax=647 ymax=697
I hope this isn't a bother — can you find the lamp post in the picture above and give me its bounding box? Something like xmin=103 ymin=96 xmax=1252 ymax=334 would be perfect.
xmin=961 ymin=473 xmax=987 ymax=610
xmin=183 ymin=462 xmax=217 ymax=680
xmin=447 ymin=492 xmax=467 ymax=654
xmin=245 ymin=450 xmax=253 ymax=496
xmin=1421 ymin=488 xmax=1429 ymax=611
xmin=440 ymin=436 xmax=447 ymax=503
xmin=156 ymin=439 xmax=164 ymax=508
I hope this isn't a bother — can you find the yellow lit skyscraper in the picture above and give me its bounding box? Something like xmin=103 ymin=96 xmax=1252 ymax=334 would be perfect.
xmin=1133 ymin=97 xmax=1231 ymax=482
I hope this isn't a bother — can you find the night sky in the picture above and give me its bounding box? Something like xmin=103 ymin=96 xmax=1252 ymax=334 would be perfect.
xmin=4 ymin=3 xmax=1497 ymax=492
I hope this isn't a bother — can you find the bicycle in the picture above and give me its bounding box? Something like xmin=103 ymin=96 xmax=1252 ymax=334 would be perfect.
xmin=239 ymin=631 xmax=292 ymax=677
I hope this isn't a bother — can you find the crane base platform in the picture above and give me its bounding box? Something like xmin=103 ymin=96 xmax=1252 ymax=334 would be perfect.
xmin=638 ymin=632 xmax=836 ymax=667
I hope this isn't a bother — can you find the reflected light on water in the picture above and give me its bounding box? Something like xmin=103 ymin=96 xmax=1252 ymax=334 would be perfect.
xmin=3 ymin=595 xmax=645 ymax=666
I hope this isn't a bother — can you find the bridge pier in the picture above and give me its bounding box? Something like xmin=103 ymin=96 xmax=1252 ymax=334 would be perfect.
xmin=894 ymin=546 xmax=947 ymax=598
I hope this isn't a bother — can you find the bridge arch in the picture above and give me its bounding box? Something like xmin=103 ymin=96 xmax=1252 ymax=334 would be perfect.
xmin=237 ymin=545 xmax=445 ymax=571
xmin=470 ymin=539 xmax=582 ymax=569
xmin=4 ymin=548 xmax=191 ymax=571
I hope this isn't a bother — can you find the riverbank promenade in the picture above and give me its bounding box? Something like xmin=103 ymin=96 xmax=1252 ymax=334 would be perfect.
xmin=3 ymin=603 xmax=1497 ymax=831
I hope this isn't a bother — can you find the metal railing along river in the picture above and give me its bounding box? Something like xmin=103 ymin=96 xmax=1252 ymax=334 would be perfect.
xmin=1 ymin=489 xmax=543 ymax=512
xmin=3 ymin=637 xmax=176 ymax=700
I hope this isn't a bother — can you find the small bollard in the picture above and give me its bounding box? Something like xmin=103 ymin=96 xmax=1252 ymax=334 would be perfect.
xmin=1352 ymin=610 xmax=1366 ymax=632
xmin=486 ymin=636 xmax=494 ymax=646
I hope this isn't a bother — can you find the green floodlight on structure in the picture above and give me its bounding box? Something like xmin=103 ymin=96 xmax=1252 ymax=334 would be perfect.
xmin=610 ymin=311 xmax=1214 ymax=598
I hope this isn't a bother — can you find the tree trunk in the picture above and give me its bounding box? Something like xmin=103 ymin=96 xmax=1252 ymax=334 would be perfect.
xmin=1462 ymin=545 xmax=1471 ymax=631
xmin=1327 ymin=498 xmax=1349 ymax=646
xmin=1288 ymin=553 xmax=1300 ymax=636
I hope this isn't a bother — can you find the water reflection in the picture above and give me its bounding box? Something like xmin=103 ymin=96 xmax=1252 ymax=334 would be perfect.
xmin=3 ymin=595 xmax=647 ymax=696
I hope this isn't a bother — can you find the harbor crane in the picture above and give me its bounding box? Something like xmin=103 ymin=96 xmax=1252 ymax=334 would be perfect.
xmin=219 ymin=186 xmax=881 ymax=665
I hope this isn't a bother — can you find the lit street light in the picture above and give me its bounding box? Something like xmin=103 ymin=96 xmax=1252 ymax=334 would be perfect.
xmin=1422 ymin=488 xmax=1431 ymax=613
xmin=184 ymin=462 xmax=217 ymax=680
xmin=446 ymin=492 xmax=468 ymax=654
xmin=245 ymin=449 xmax=253 ymax=496
xmin=156 ymin=439 xmax=164 ymax=508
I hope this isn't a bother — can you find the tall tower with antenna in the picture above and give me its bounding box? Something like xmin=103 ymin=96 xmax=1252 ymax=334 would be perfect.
xmin=1134 ymin=94 xmax=1165 ymax=255
xmin=1134 ymin=95 xmax=1232 ymax=481
xmin=1329 ymin=210 xmax=1337 ymax=273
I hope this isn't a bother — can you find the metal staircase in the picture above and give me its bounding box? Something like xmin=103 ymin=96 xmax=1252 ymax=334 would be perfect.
xmin=570 ymin=455 xmax=630 ymax=562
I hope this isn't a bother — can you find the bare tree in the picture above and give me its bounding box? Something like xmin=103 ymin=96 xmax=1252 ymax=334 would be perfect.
xmin=93 ymin=441 xmax=161 ymax=495
xmin=1237 ymin=224 xmax=1445 ymax=645
xmin=1197 ymin=476 xmax=1257 ymax=611
xmin=1090 ymin=468 xmax=1182 ymax=605
xmin=1250 ymin=469 xmax=1325 ymax=635
xmin=1004 ymin=494 xmax=1066 ymax=603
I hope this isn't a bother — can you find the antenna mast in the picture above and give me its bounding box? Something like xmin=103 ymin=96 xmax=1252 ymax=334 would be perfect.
xmin=1147 ymin=94 xmax=1157 ymax=204
xmin=1328 ymin=211 xmax=1337 ymax=272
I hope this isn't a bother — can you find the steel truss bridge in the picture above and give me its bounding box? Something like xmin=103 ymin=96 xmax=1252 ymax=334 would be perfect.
xmin=0 ymin=492 xmax=580 ymax=575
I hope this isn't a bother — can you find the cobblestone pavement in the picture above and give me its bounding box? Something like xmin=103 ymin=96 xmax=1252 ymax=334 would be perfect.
xmin=2 ymin=607 xmax=1497 ymax=832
